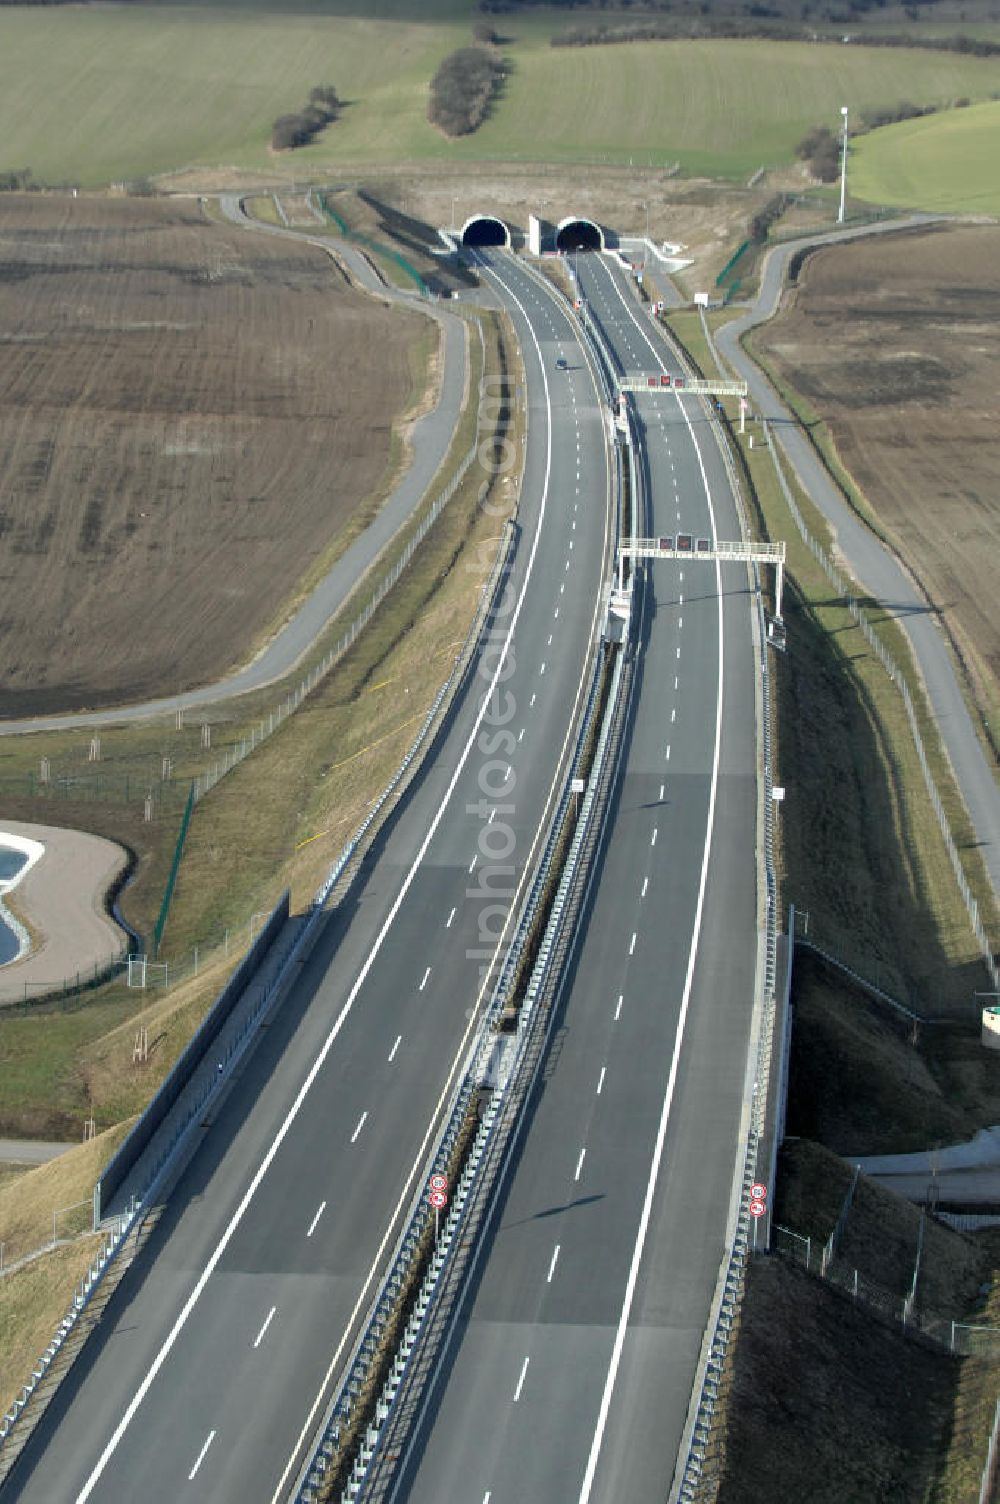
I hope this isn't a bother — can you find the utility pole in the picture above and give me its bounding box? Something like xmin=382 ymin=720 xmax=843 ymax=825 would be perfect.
xmin=837 ymin=106 xmax=849 ymax=224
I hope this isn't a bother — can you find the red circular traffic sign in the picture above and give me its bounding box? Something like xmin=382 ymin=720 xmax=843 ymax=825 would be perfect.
xmin=428 ymin=1189 xmax=448 ymax=1209
xmin=429 ymin=1173 xmax=448 ymax=1193
xmin=749 ymin=1198 xmax=766 ymax=1218
xmin=750 ymin=1183 xmax=767 ymax=1201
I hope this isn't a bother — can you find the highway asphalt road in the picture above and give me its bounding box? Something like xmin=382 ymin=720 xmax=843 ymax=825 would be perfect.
xmin=396 ymin=252 xmax=759 ymax=1503
xmin=716 ymin=217 xmax=1000 ymax=900
xmin=1 ymin=259 xmax=614 ymax=1504
xmin=0 ymin=198 xmax=467 ymax=736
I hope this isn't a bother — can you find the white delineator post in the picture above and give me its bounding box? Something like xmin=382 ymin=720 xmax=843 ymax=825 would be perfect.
xmin=838 ymin=105 xmax=849 ymax=224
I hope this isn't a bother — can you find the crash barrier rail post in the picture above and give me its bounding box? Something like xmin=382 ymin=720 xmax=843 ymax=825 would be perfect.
xmin=294 ymin=643 xmax=628 ymax=1504
xmin=0 ymin=484 xmax=519 ymax=1471
xmin=641 ymin=299 xmax=783 ymax=1504
xmin=292 ymin=285 xmax=627 ymax=1503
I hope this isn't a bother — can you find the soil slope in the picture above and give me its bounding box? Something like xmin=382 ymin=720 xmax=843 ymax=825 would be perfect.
xmin=753 ymin=224 xmax=1000 ymax=735
xmin=0 ymin=194 xmax=425 ymax=715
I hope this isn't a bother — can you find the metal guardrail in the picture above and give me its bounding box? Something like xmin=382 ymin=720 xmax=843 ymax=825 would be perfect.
xmin=296 ymin=647 xmax=628 ymax=1504
xmin=292 ymin=273 xmax=627 ymax=1504
xmin=663 ymin=314 xmax=781 ymax=1504
xmin=0 ymin=487 xmax=519 ymax=1474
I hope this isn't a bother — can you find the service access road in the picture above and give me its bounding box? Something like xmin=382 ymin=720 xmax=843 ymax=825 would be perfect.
xmin=0 ymin=196 xmax=467 ymax=736
xmin=2 ymin=259 xmax=613 ymax=1504
xmin=717 ymin=217 xmax=1000 ymax=900
xmin=397 ymin=250 xmax=759 ymax=1504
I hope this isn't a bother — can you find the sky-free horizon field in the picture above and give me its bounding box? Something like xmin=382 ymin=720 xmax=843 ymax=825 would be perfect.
xmin=850 ymin=99 xmax=1000 ymax=214
xmin=0 ymin=1 xmax=999 ymax=186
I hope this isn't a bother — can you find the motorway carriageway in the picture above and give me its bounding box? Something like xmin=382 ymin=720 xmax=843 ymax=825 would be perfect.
xmin=396 ymin=252 xmax=759 ymax=1504
xmin=3 ymin=260 xmax=613 ymax=1503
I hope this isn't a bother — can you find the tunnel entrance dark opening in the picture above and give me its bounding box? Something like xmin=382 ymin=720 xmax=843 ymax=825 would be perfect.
xmin=461 ymin=217 xmax=509 ymax=248
xmin=556 ymin=220 xmax=602 ymax=252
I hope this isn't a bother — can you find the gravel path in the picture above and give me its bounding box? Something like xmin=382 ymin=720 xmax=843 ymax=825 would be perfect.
xmin=714 ymin=216 xmax=1000 ymax=901
xmin=0 ymin=821 xmax=129 ymax=1005
xmin=0 ymin=197 xmax=468 ymax=736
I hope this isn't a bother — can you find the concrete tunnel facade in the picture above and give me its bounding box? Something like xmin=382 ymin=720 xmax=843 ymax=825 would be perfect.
xmin=460 ymin=215 xmax=512 ymax=248
xmin=555 ymin=217 xmax=605 ymax=252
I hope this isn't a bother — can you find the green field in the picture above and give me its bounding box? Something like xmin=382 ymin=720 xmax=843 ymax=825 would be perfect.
xmin=1 ymin=1 xmax=999 ymax=185
xmin=851 ymin=99 xmax=1000 ymax=213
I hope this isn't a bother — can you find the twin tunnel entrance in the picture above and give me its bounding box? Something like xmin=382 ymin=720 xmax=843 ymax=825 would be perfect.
xmin=459 ymin=215 xmax=606 ymax=252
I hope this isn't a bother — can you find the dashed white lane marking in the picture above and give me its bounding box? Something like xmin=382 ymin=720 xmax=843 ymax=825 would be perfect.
xmin=419 ymin=967 xmax=431 ymax=991
xmin=666 ymin=745 xmax=671 ymax=761
xmin=671 ymin=707 xmax=676 ymax=723
xmin=554 ymin=607 xmax=560 ymax=619
xmin=518 ymin=728 xmax=525 ymax=742
xmin=614 ymin=994 xmax=623 ymax=1021
xmin=676 ymin=645 xmax=681 ymax=659
xmin=540 ymin=662 xmax=547 ymax=675
xmin=629 ymin=932 xmax=637 ymax=956
xmin=674 ymin=676 xmax=679 ymax=691
xmin=253 ymin=1306 xmax=277 ymax=1350
xmin=560 ymin=582 xmax=565 ymax=593
xmin=548 ymin=634 xmax=553 ymax=645
xmin=446 ymin=906 xmax=456 ymax=928
xmin=641 ymin=877 xmax=649 ymax=897
xmin=651 ymin=828 xmax=658 ymax=846
xmin=306 ymin=1201 xmax=326 ymax=1238
xmin=659 ymin=783 xmax=665 ymax=800
xmin=469 ymin=855 xmax=477 ymax=873
xmin=679 ymin=570 xmax=684 ymax=582
xmin=574 ymin=1148 xmax=587 ymax=1181
xmin=679 ymin=594 xmax=684 ymax=605
xmin=388 ymin=1035 xmax=402 ymax=1063
xmin=547 ymin=1245 xmax=561 ymax=1283
xmin=565 ymin=560 xmax=570 ymax=571
xmin=188 ymin=1431 xmax=216 ymax=1481
xmin=597 ymin=1066 xmax=607 ymax=1095
xmin=350 ymin=1111 xmax=368 ymax=1144
xmin=513 ymin=1356 xmax=530 ymax=1402
xmin=530 ymin=693 xmax=537 ymax=707
xmin=678 ymin=616 xmax=683 ymax=631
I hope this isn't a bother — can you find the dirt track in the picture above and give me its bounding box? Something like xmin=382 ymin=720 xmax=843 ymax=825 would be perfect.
xmin=0 ymin=195 xmax=426 ymax=715
xmin=753 ymin=223 xmax=1000 ymax=732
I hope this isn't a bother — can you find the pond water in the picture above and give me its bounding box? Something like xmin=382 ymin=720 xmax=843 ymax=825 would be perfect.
xmin=0 ymin=844 xmax=29 ymax=966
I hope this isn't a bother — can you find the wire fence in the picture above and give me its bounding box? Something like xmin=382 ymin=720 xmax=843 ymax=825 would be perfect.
xmin=774 ymin=1223 xmax=1000 ymax=1357
xmin=0 ymin=1200 xmax=92 ymax=1280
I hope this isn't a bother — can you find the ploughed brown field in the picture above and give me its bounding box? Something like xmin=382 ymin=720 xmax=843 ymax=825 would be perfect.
xmin=754 ymin=224 xmax=1000 ymax=731
xmin=0 ymin=195 xmax=426 ymax=716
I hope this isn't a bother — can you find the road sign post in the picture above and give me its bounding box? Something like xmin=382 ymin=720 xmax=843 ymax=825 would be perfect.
xmin=428 ymin=1176 xmax=449 ymax=1241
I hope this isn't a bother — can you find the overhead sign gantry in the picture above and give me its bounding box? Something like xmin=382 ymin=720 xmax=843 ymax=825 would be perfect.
xmin=619 ymin=373 xmax=748 ymax=398
xmin=622 ymin=535 xmax=786 ymax=622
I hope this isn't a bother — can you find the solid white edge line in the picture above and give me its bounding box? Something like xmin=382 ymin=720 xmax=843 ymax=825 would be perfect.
xmin=76 ymin=249 xmax=570 ymax=1504
xmin=272 ymin=247 xmax=613 ymax=1504
xmin=577 ymin=255 xmax=726 ymax=1504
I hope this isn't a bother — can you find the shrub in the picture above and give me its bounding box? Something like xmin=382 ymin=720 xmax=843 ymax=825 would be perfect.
xmin=428 ymin=46 xmax=504 ymax=138
xmin=271 ymin=83 xmax=340 ymax=153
